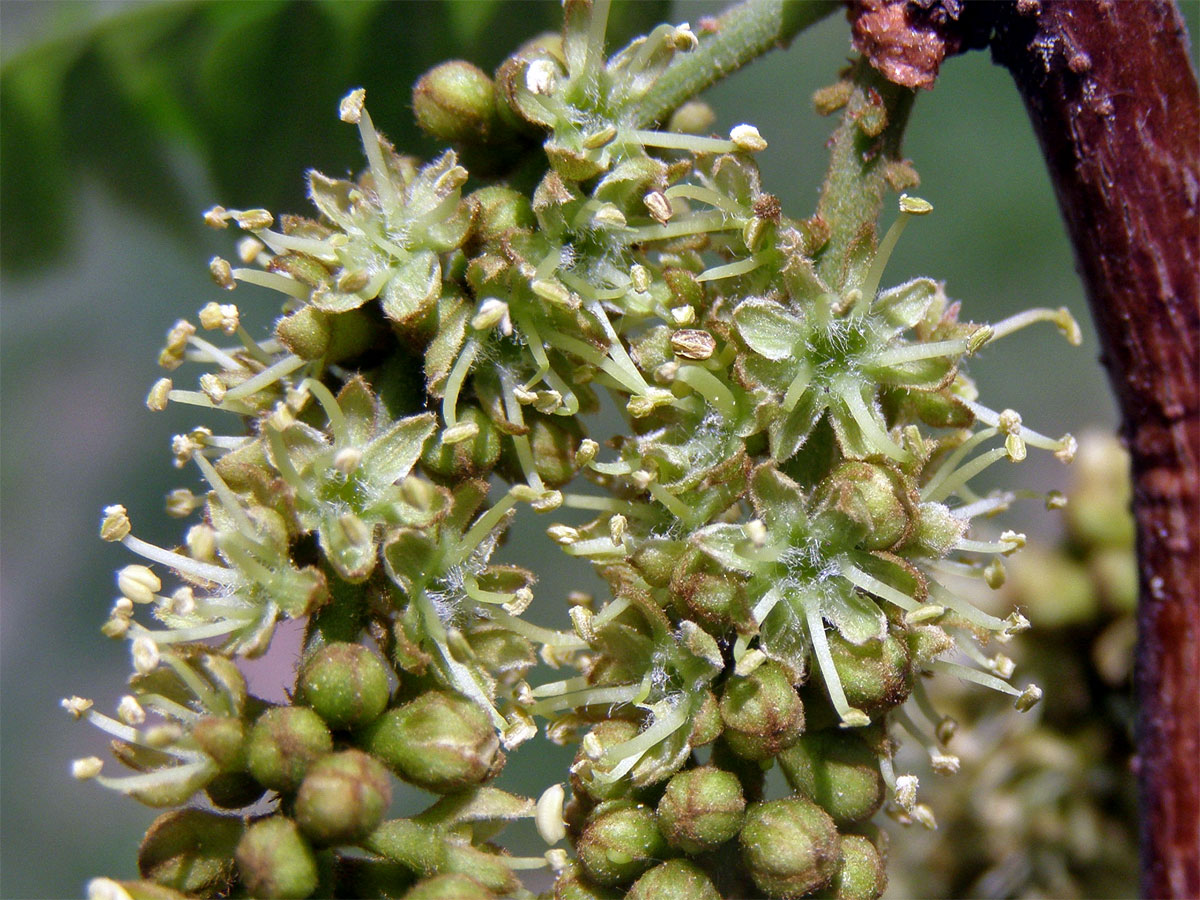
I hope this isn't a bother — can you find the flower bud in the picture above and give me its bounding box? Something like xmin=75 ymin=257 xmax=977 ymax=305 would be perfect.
xmin=275 ymin=307 xmax=331 ymax=360
xmin=414 ymin=61 xmax=502 ymax=144
xmin=469 ymin=185 xmax=535 ymax=243
xmin=245 ymin=707 xmax=333 ymax=793
xmin=823 ymin=630 xmax=913 ymax=715
xmin=656 ymin=765 xmax=745 ymax=854
xmin=718 ymin=660 xmax=805 ymax=760
xmin=297 ymin=642 xmax=391 ymax=730
xmin=627 ymin=860 xmax=721 ymax=900
xmin=191 ymin=715 xmax=246 ymax=770
xmin=577 ymin=804 xmax=668 ymax=887
xmin=234 ymin=816 xmax=319 ymax=900
xmin=739 ymin=797 xmax=840 ymax=898
xmin=403 ymin=873 xmax=496 ymax=899
xmin=295 ymin=749 xmax=392 ymax=845
xmin=777 ymin=730 xmax=884 ymax=825
xmin=812 ymin=834 xmax=887 ymax=900
xmin=421 ymin=407 xmax=502 ymax=480
xmin=814 ymin=462 xmax=911 ymax=550
xmin=137 ymin=809 xmax=242 ymax=896
xmin=356 ymin=690 xmax=501 ymax=793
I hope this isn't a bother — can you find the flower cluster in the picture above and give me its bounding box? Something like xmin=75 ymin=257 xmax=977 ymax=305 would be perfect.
xmin=69 ymin=2 xmax=1080 ymax=898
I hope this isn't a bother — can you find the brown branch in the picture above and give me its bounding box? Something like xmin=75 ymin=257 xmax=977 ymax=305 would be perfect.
xmin=849 ymin=1 xmax=1200 ymax=896
xmin=987 ymin=4 xmax=1199 ymax=897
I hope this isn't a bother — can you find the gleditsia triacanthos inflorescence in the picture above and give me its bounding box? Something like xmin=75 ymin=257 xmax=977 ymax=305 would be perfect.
xmin=69 ymin=2 xmax=1080 ymax=897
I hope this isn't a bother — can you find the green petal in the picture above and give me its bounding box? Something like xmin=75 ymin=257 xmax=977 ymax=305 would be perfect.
xmin=873 ymin=277 xmax=941 ymax=331
xmin=362 ymin=413 xmax=437 ymax=486
xmin=381 ymin=251 xmax=441 ymax=324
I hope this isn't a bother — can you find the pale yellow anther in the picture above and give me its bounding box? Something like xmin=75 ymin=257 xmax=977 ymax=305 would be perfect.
xmin=231 ymin=208 xmax=272 ymax=230
xmin=186 ymin=524 xmax=218 ymax=562
xmin=168 ymin=587 xmax=196 ymax=616
xmin=569 ymin=604 xmax=596 ymax=644
xmin=533 ymin=390 xmax=563 ymax=415
xmin=999 ymin=530 xmax=1026 ymax=553
xmin=536 ymin=784 xmax=568 ymax=846
xmin=62 ymin=696 xmax=94 ymax=718
xmin=582 ymin=125 xmax=617 ymax=150
xmin=630 ymin=264 xmax=651 ymax=293
xmin=525 ymin=59 xmax=559 ymax=96
xmin=898 ymin=194 xmax=933 ymax=215
xmin=1015 ymin=683 xmax=1043 ymax=711
xmin=575 ymin=439 xmax=599 ymax=467
xmin=237 ymin=236 xmax=265 ymax=264
xmin=118 ymin=565 xmax=161 ymax=604
xmin=337 ymin=269 xmax=370 ymax=293
xmin=132 ymin=636 xmax=160 ymax=674
xmin=531 ymin=279 xmax=574 ymax=308
xmin=990 ymin=653 xmax=1016 ymax=679
xmin=209 ymin=256 xmax=235 ymax=290
xmin=744 ymin=519 xmax=768 ymax=547
xmin=592 ymin=204 xmax=627 ymax=229
xmin=983 ymin=558 xmax=1006 ymax=589
xmin=117 ymin=695 xmax=146 ymax=726
xmin=146 ymin=378 xmax=172 ymax=412
xmin=669 ymin=305 xmax=696 ymax=326
xmin=1055 ymin=433 xmax=1078 ymax=464
xmin=72 ymin=757 xmax=104 ymax=780
xmin=1045 ymin=489 xmax=1068 ymax=510
xmin=730 ymin=123 xmax=767 ymax=152
xmin=471 ymin=298 xmax=510 ymax=332
xmin=199 ymin=301 xmax=240 ymax=334
xmin=609 ymin=514 xmax=627 ymax=546
xmin=338 ymin=513 xmax=372 ymax=548
xmin=442 ymin=421 xmax=480 ymax=445
xmin=671 ymin=329 xmax=716 ymax=360
xmin=339 ymin=88 xmax=366 ymax=123
xmin=199 ymin=373 xmax=227 ymax=405
xmin=333 ymin=446 xmax=363 ymax=474
xmin=966 ymin=325 xmax=994 ymax=355
xmin=930 ymin=752 xmax=960 ymax=775
xmin=643 ymin=190 xmax=673 ymax=224
xmin=203 ymin=206 xmax=230 ymax=229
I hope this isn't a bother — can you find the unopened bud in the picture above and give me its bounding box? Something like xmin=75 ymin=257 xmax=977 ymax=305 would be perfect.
xmin=414 ymin=61 xmax=501 ymax=144
xmin=578 ymin=805 xmax=668 ymax=887
xmin=298 ymin=642 xmax=390 ymax=730
xmin=656 ymin=765 xmax=745 ymax=854
xmin=778 ymin=730 xmax=885 ymax=825
xmin=295 ymin=750 xmax=392 ymax=845
xmin=235 ymin=817 xmax=319 ymax=900
xmin=245 ymin=707 xmax=333 ymax=793
xmin=739 ymin=798 xmax=839 ymax=898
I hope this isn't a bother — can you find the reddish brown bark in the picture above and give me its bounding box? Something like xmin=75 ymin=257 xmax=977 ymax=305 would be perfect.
xmin=987 ymin=4 xmax=1199 ymax=898
xmin=851 ymin=1 xmax=1199 ymax=895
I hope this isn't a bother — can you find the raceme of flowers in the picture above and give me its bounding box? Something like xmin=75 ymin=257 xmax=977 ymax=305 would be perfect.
xmin=68 ymin=3 xmax=1081 ymax=898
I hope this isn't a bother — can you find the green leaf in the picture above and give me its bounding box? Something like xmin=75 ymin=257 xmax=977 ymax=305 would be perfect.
xmin=733 ymin=299 xmax=804 ymax=360
xmin=758 ymin=594 xmax=810 ymax=684
xmin=381 ymin=251 xmax=441 ymax=324
xmin=690 ymin=523 xmax=756 ymax=576
xmin=820 ymin=579 xmax=887 ymax=646
xmin=748 ymin=464 xmax=808 ymax=530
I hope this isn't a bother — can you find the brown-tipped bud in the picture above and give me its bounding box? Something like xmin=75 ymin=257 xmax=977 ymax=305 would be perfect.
xmin=295 ymin=749 xmax=392 ymax=845
xmin=718 ymin=660 xmax=805 ymax=760
xmin=138 ymin=809 xmax=243 ymax=896
xmin=812 ymin=834 xmax=887 ymax=900
xmin=777 ymin=731 xmax=885 ymax=825
xmin=234 ymin=816 xmax=319 ymax=899
xmin=628 ymin=860 xmax=721 ymax=900
xmin=298 ymin=642 xmax=391 ymax=730
xmin=356 ymin=690 xmax=500 ymax=793
xmin=414 ymin=61 xmax=502 ymax=144
xmin=825 ymin=630 xmax=913 ymax=715
xmin=689 ymin=690 xmax=723 ymax=747
xmin=577 ymin=804 xmax=668 ymax=887
xmin=911 ymin=501 xmax=966 ymax=555
xmin=815 ymin=461 xmax=911 ymax=550
xmin=656 ymin=765 xmax=745 ymax=854
xmin=245 ymin=707 xmax=333 ymax=794
xmin=740 ymin=797 xmax=840 ymax=898
xmin=191 ymin=715 xmax=246 ymax=770
xmin=275 ymin=307 xmax=331 ymax=360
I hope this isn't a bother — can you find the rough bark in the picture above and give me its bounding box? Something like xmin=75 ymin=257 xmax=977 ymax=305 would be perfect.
xmin=849 ymin=1 xmax=1200 ymax=896
xmin=987 ymin=4 xmax=1199 ymax=897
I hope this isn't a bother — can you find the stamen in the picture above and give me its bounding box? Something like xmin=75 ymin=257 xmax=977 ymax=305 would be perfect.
xmin=924 ymin=447 xmax=1011 ymax=504
xmin=892 ymin=706 xmax=959 ymax=774
xmin=663 ymin=183 xmax=745 ymax=216
xmin=869 ymin=338 xmax=969 ymax=369
xmin=839 ymin=560 xmax=920 ymax=613
xmin=696 ymin=255 xmax=765 ymax=283
xmin=989 ymin=306 xmax=1082 ymax=345
xmin=837 ymin=385 xmax=911 ymax=462
xmin=119 ymin=534 xmax=239 ymax=587
xmin=221 ymin=354 xmax=305 ymax=403
xmin=673 ymin=365 xmax=737 ymax=419
xmin=231 ymin=268 xmax=312 ymax=300
xmin=626 ymin=129 xmax=739 ymax=155
xmin=339 ymin=89 xmax=401 ymax=213
xmin=625 ymin=211 xmax=735 ymax=242
xmin=804 ymin=597 xmax=870 ymax=727
xmin=921 ymin=427 xmax=999 ymax=501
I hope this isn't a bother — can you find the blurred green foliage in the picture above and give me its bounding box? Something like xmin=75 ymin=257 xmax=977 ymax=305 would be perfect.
xmin=1 ymin=0 xmax=669 ymax=273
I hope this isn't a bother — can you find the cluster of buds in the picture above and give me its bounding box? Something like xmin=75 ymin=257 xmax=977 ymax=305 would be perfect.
xmin=69 ymin=2 xmax=1080 ymax=897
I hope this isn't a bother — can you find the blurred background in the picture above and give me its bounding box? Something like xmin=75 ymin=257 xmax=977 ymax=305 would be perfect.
xmin=2 ymin=1 xmax=1193 ymax=896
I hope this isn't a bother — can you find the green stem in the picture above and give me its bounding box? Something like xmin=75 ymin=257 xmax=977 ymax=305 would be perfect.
xmin=632 ymin=0 xmax=839 ymax=127
xmin=815 ymin=59 xmax=917 ymax=287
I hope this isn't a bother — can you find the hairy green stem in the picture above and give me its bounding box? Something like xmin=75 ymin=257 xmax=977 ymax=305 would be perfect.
xmin=815 ymin=59 xmax=916 ymax=287
xmin=632 ymin=0 xmax=839 ymax=127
